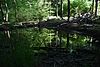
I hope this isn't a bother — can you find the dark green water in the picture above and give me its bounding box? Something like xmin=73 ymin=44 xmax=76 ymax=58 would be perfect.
xmin=0 ymin=28 xmax=96 ymax=67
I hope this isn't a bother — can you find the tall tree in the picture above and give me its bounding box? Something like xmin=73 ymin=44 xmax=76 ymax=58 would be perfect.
xmin=95 ymin=0 xmax=98 ymax=16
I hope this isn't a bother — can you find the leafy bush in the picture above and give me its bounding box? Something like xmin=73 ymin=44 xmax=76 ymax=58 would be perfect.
xmin=62 ymin=0 xmax=90 ymax=16
xmin=8 ymin=0 xmax=51 ymax=22
xmin=0 ymin=28 xmax=52 ymax=67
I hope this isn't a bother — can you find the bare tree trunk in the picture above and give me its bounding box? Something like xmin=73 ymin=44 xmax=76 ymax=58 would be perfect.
xmin=0 ymin=4 xmax=4 ymax=23
xmin=91 ymin=0 xmax=94 ymax=14
xmin=68 ymin=0 xmax=70 ymax=21
xmin=56 ymin=0 xmax=58 ymax=17
xmin=66 ymin=0 xmax=70 ymax=49
xmin=60 ymin=0 xmax=63 ymax=19
xmin=5 ymin=3 xmax=10 ymax=38
xmin=95 ymin=0 xmax=98 ymax=16
xmin=14 ymin=0 xmax=17 ymax=22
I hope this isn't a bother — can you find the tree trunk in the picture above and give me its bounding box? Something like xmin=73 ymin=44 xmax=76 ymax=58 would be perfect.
xmin=95 ymin=0 xmax=98 ymax=16
xmin=68 ymin=0 xmax=70 ymax=21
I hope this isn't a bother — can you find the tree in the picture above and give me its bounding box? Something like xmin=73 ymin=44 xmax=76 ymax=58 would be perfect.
xmin=62 ymin=0 xmax=90 ymax=16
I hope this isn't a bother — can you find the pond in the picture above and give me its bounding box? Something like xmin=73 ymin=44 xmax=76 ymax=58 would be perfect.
xmin=0 ymin=28 xmax=97 ymax=67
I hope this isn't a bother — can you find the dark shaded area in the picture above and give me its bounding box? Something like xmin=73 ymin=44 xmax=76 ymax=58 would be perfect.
xmin=0 ymin=0 xmax=100 ymax=67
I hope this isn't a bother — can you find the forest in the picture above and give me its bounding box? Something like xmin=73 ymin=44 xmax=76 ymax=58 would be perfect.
xmin=0 ymin=0 xmax=100 ymax=67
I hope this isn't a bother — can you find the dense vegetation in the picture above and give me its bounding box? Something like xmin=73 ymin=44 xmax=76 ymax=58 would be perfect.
xmin=0 ymin=0 xmax=92 ymax=22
